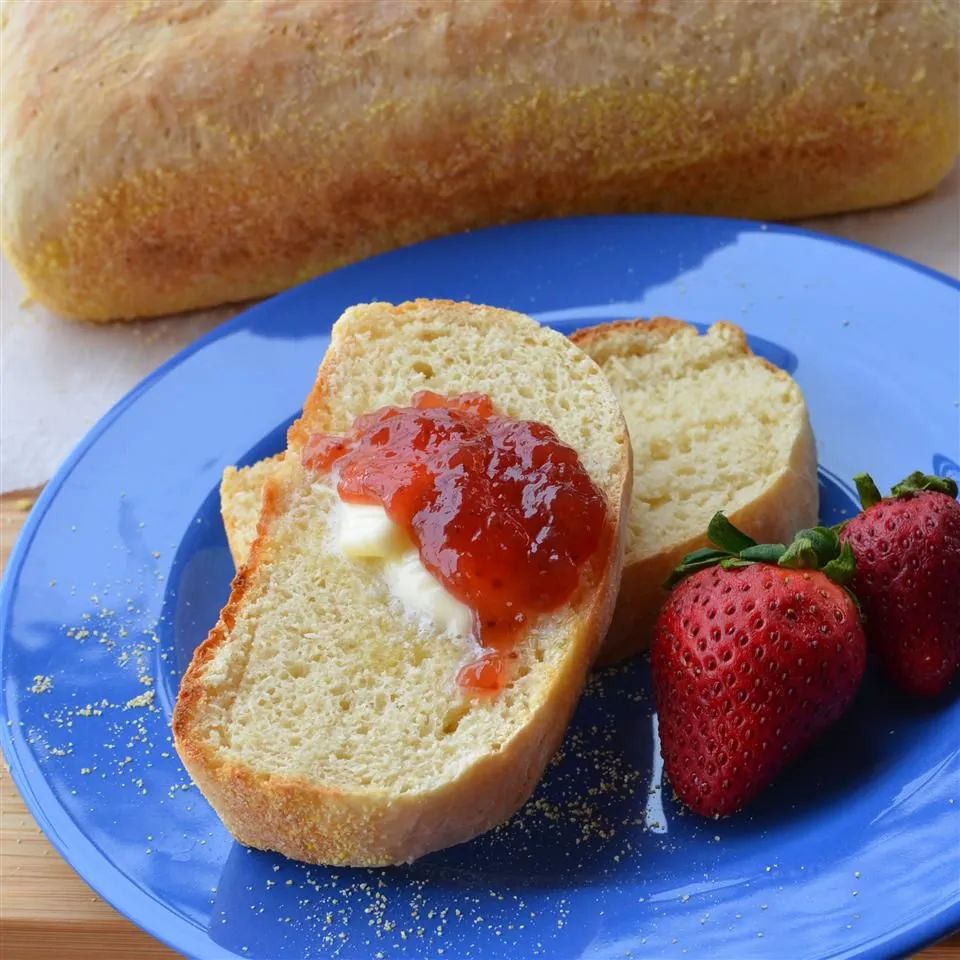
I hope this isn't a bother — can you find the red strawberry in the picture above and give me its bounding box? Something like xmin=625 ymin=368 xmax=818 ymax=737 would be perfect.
xmin=839 ymin=471 xmax=960 ymax=697
xmin=652 ymin=515 xmax=866 ymax=818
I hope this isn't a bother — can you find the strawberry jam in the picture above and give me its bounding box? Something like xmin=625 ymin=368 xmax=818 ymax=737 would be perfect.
xmin=302 ymin=391 xmax=608 ymax=691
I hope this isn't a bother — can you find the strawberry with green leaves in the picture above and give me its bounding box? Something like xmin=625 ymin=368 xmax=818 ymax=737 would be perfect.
xmin=839 ymin=471 xmax=960 ymax=697
xmin=652 ymin=515 xmax=866 ymax=818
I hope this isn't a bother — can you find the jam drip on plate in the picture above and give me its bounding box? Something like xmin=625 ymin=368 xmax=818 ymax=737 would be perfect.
xmin=303 ymin=391 xmax=608 ymax=691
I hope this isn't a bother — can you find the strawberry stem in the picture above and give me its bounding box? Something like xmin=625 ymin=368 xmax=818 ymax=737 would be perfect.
xmin=854 ymin=470 xmax=958 ymax=507
xmin=666 ymin=514 xmax=857 ymax=589
xmin=739 ymin=544 xmax=788 ymax=563
xmin=822 ymin=543 xmax=857 ymax=585
xmin=707 ymin=513 xmax=757 ymax=554
xmin=890 ymin=470 xmax=958 ymax=500
xmin=778 ymin=537 xmax=819 ymax=570
xmin=853 ymin=473 xmax=883 ymax=509
xmin=780 ymin=527 xmax=842 ymax=568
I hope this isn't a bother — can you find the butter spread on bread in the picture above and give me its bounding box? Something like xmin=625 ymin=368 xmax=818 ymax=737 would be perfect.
xmin=336 ymin=499 xmax=473 ymax=638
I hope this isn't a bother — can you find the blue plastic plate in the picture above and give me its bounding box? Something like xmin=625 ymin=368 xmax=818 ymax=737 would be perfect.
xmin=2 ymin=216 xmax=958 ymax=960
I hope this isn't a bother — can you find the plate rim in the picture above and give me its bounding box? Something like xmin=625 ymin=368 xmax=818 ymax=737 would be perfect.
xmin=2 ymin=213 xmax=958 ymax=960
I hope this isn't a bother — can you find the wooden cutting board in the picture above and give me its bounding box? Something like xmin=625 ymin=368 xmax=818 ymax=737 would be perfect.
xmin=1 ymin=488 xmax=957 ymax=959
xmin=0 ymin=489 xmax=177 ymax=959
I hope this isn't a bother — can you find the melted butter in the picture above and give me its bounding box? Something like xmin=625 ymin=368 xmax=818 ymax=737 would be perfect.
xmin=336 ymin=500 xmax=472 ymax=637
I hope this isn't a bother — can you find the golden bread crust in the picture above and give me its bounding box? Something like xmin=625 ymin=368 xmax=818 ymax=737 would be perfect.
xmin=1 ymin=0 xmax=956 ymax=320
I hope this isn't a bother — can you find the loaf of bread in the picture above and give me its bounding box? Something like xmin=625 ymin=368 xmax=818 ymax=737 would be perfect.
xmin=570 ymin=318 xmax=818 ymax=663
xmin=2 ymin=0 xmax=956 ymax=321
xmin=174 ymin=300 xmax=631 ymax=865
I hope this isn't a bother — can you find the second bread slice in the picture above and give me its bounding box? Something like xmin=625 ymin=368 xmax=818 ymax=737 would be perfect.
xmin=571 ymin=318 xmax=818 ymax=662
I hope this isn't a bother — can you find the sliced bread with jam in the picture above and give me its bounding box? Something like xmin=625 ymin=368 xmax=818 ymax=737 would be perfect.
xmin=174 ymin=300 xmax=631 ymax=866
xmin=221 ymin=316 xmax=818 ymax=665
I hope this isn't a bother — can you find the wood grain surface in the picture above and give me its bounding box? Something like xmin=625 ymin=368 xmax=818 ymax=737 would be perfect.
xmin=0 ymin=487 xmax=957 ymax=959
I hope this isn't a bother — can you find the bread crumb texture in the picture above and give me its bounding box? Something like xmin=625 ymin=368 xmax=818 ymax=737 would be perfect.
xmin=579 ymin=319 xmax=811 ymax=563
xmin=221 ymin=456 xmax=283 ymax=566
xmin=204 ymin=476 xmax=577 ymax=794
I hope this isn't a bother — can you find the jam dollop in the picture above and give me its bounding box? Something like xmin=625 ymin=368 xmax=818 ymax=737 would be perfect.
xmin=302 ymin=391 xmax=608 ymax=690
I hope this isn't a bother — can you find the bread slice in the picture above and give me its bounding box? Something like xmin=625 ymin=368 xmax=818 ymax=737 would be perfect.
xmin=569 ymin=318 xmax=818 ymax=663
xmin=220 ymin=454 xmax=283 ymax=568
xmin=221 ymin=317 xmax=818 ymax=666
xmin=174 ymin=300 xmax=630 ymax=866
